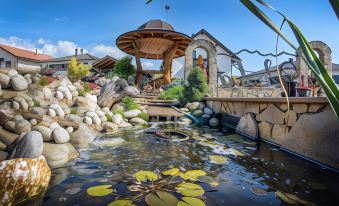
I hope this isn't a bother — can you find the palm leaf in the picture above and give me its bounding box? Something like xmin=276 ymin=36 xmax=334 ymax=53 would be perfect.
xmin=241 ymin=0 xmax=339 ymax=118
xmin=146 ymin=0 xmax=153 ymax=4
xmin=329 ymin=0 xmax=339 ymax=19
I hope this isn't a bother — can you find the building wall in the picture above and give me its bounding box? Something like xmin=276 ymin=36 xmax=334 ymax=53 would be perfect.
xmin=18 ymin=59 xmax=41 ymax=69
xmin=0 ymin=48 xmax=18 ymax=68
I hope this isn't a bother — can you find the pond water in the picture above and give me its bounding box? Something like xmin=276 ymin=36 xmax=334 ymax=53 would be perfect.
xmin=42 ymin=123 xmax=339 ymax=206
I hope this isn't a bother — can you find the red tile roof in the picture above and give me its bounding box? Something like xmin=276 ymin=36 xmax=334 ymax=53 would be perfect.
xmin=0 ymin=44 xmax=53 ymax=61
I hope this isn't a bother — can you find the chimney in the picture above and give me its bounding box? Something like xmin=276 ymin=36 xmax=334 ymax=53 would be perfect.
xmin=80 ymin=48 xmax=83 ymax=54
xmin=75 ymin=48 xmax=78 ymax=56
xmin=35 ymin=48 xmax=38 ymax=55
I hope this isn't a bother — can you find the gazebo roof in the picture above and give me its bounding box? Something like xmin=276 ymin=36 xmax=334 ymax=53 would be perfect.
xmin=116 ymin=19 xmax=192 ymax=59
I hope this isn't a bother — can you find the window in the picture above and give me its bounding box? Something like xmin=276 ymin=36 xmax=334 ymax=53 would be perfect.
xmin=5 ymin=61 xmax=11 ymax=68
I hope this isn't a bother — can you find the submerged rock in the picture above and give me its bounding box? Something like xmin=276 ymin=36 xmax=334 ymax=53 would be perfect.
xmin=43 ymin=142 xmax=79 ymax=168
xmin=70 ymin=124 xmax=99 ymax=148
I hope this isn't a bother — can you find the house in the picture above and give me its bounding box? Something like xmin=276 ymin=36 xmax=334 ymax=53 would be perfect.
xmin=92 ymin=55 xmax=118 ymax=74
xmin=41 ymin=49 xmax=99 ymax=75
xmin=0 ymin=44 xmax=52 ymax=69
xmin=332 ymin=63 xmax=339 ymax=84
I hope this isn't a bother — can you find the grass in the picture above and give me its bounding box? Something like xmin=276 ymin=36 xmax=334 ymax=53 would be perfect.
xmin=122 ymin=96 xmax=140 ymax=111
xmin=33 ymin=99 xmax=41 ymax=107
xmin=77 ymin=89 xmax=84 ymax=96
xmin=138 ymin=112 xmax=149 ymax=121
xmin=39 ymin=76 xmax=49 ymax=87
xmin=70 ymin=108 xmax=77 ymax=114
xmin=84 ymin=82 xmax=92 ymax=93
xmin=106 ymin=114 xmax=112 ymax=122
xmin=159 ymin=85 xmax=184 ymax=100
xmin=112 ymin=108 xmax=125 ymax=118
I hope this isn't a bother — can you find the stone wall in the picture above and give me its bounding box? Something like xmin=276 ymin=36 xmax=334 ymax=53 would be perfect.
xmin=216 ymin=87 xmax=283 ymax=98
xmin=206 ymin=97 xmax=339 ymax=170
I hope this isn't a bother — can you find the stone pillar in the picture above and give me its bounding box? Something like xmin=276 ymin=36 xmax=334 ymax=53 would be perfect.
xmin=185 ymin=39 xmax=218 ymax=96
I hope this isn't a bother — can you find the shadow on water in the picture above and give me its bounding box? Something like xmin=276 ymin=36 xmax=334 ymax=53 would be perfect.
xmin=42 ymin=123 xmax=339 ymax=206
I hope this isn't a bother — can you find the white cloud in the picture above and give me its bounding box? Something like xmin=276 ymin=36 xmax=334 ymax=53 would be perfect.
xmin=36 ymin=38 xmax=48 ymax=45
xmin=142 ymin=61 xmax=155 ymax=69
xmin=41 ymin=41 xmax=81 ymax=57
xmin=0 ymin=36 xmax=35 ymax=51
xmin=54 ymin=16 xmax=68 ymax=22
xmin=90 ymin=44 xmax=126 ymax=59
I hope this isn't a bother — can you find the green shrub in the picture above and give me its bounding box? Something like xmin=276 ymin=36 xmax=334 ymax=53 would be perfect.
xmin=77 ymin=89 xmax=84 ymax=96
xmin=138 ymin=112 xmax=149 ymax=121
xmin=112 ymin=108 xmax=125 ymax=118
xmin=122 ymin=96 xmax=140 ymax=110
xmin=39 ymin=76 xmax=49 ymax=87
xmin=67 ymin=57 xmax=91 ymax=80
xmin=113 ymin=56 xmax=136 ymax=80
xmin=159 ymin=85 xmax=184 ymax=100
xmin=106 ymin=114 xmax=112 ymax=122
xmin=83 ymin=82 xmax=91 ymax=93
xmin=33 ymin=99 xmax=41 ymax=107
xmin=183 ymin=68 xmax=209 ymax=103
xmin=70 ymin=108 xmax=77 ymax=114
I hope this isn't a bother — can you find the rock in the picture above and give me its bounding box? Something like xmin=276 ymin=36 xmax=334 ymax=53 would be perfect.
xmin=55 ymin=107 xmax=65 ymax=118
xmin=4 ymin=121 xmax=16 ymax=132
xmin=30 ymin=107 xmax=46 ymax=116
xmin=129 ymin=117 xmax=147 ymax=125
xmin=93 ymin=137 xmax=125 ymax=148
xmin=66 ymin=126 xmax=74 ymax=134
xmin=180 ymin=117 xmax=192 ymax=125
xmin=92 ymin=114 xmax=102 ymax=126
xmin=52 ymin=127 xmax=70 ymax=144
xmin=65 ymin=114 xmax=82 ymax=122
xmin=272 ymin=125 xmax=289 ymax=141
xmin=124 ymin=109 xmax=141 ymax=119
xmin=84 ymin=116 xmax=93 ymax=125
xmin=308 ymin=104 xmax=325 ymax=113
xmin=236 ymin=113 xmax=258 ymax=138
xmin=0 ymin=156 xmax=51 ymax=206
xmin=180 ymin=108 xmax=189 ymax=112
xmin=292 ymin=104 xmax=308 ymax=113
xmin=14 ymin=96 xmax=29 ymax=111
xmin=245 ymin=103 xmax=260 ymax=114
xmin=202 ymin=114 xmax=210 ymax=118
xmin=100 ymin=115 xmax=107 ymax=122
xmin=124 ymin=86 xmax=139 ymax=96
xmin=284 ymin=110 xmax=297 ymax=126
xmin=186 ymin=102 xmax=200 ymax=111
xmin=203 ymin=107 xmax=214 ymax=115
xmin=12 ymin=101 xmax=20 ymax=110
xmin=15 ymin=118 xmax=31 ymax=134
xmin=58 ymin=86 xmax=72 ymax=100
xmin=7 ymin=69 xmax=18 ymax=78
xmin=11 ymin=74 xmax=28 ymax=91
xmin=75 ymin=96 xmax=88 ymax=107
xmin=43 ymin=87 xmax=53 ymax=99
xmin=70 ymin=124 xmax=99 ymax=148
xmin=0 ymin=141 xmax=6 ymax=151
xmin=209 ymin=118 xmax=219 ymax=127
xmin=106 ymin=111 xmax=113 ymax=117
xmin=118 ymin=121 xmax=132 ymax=128
xmin=199 ymin=102 xmax=206 ymax=110
xmin=102 ymin=107 xmax=110 ymax=113
xmin=43 ymin=142 xmax=79 ymax=168
xmin=49 ymin=122 xmax=60 ymax=131
xmin=47 ymin=108 xmax=56 ymax=117
xmin=103 ymin=122 xmax=119 ymax=132
xmin=258 ymin=122 xmax=273 ymax=140
xmin=192 ymin=109 xmax=203 ymax=117
xmin=0 ymin=151 xmax=8 ymax=161
xmin=0 ymin=126 xmax=19 ymax=146
xmin=96 ymin=110 xmax=106 ymax=117
xmin=73 ymin=81 xmax=84 ymax=91
xmin=67 ymin=84 xmax=77 ymax=92
xmin=256 ymin=104 xmax=285 ymax=125
xmin=0 ymin=109 xmax=15 ymax=125
xmin=55 ymin=90 xmax=64 ymax=99
xmin=85 ymin=93 xmax=97 ymax=103
xmin=0 ymin=73 xmax=10 ymax=88
xmin=29 ymin=118 xmax=38 ymax=126
xmin=9 ymin=131 xmax=43 ymax=159
xmin=32 ymin=126 xmax=52 ymax=142
xmin=112 ymin=114 xmax=124 ymax=125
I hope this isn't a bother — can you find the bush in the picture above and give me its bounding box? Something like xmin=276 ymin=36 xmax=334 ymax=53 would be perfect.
xmin=106 ymin=114 xmax=112 ymax=122
xmin=83 ymin=82 xmax=92 ymax=93
xmin=122 ymin=96 xmax=140 ymax=110
xmin=159 ymin=85 xmax=184 ymax=100
xmin=33 ymin=99 xmax=41 ymax=107
xmin=138 ymin=112 xmax=149 ymax=121
xmin=112 ymin=108 xmax=125 ymax=118
xmin=39 ymin=76 xmax=49 ymax=87
xmin=113 ymin=56 xmax=136 ymax=80
xmin=78 ymin=89 xmax=84 ymax=96
xmin=183 ymin=68 xmax=209 ymax=103
xmin=67 ymin=57 xmax=91 ymax=80
xmin=70 ymin=108 xmax=77 ymax=114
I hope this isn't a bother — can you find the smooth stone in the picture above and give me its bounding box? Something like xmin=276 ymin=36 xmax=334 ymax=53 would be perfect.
xmin=103 ymin=122 xmax=119 ymax=132
xmin=65 ymin=114 xmax=82 ymax=122
xmin=256 ymin=104 xmax=285 ymax=125
xmin=14 ymin=96 xmax=29 ymax=111
xmin=112 ymin=114 xmax=123 ymax=125
xmin=199 ymin=102 xmax=206 ymax=110
xmin=102 ymin=107 xmax=110 ymax=113
xmin=129 ymin=117 xmax=147 ymax=125
xmin=258 ymin=121 xmax=273 ymax=140
xmin=75 ymin=96 xmax=88 ymax=107
xmin=180 ymin=108 xmax=189 ymax=112
xmin=84 ymin=116 xmax=93 ymax=125
xmin=0 ymin=151 xmax=9 ymax=161
xmin=43 ymin=142 xmax=79 ymax=168
xmin=0 ymin=109 xmax=15 ymax=125
xmin=12 ymin=101 xmax=20 ymax=110
xmin=202 ymin=114 xmax=211 ymax=118
xmin=0 ymin=141 xmax=6 ymax=151
xmin=192 ymin=109 xmax=204 ymax=117
xmin=30 ymin=107 xmax=46 ymax=116
xmin=70 ymin=124 xmax=99 ymax=148
xmin=49 ymin=122 xmax=60 ymax=131
xmin=32 ymin=126 xmax=53 ymax=142
xmin=0 ymin=126 xmax=19 ymax=146
xmin=6 ymin=69 xmax=18 ymax=78
xmin=55 ymin=91 xmax=64 ymax=99
xmin=0 ymin=73 xmax=10 ymax=88
xmin=4 ymin=121 xmax=16 ymax=132
xmin=29 ymin=118 xmax=38 ymax=126
xmin=14 ymin=118 xmax=31 ymax=134
xmin=47 ymin=108 xmax=56 ymax=117
xmin=66 ymin=126 xmax=74 ymax=134
xmin=209 ymin=118 xmax=219 ymax=127
xmin=236 ymin=113 xmax=258 ymax=138
xmin=9 ymin=131 xmax=43 ymax=159
xmin=96 ymin=110 xmax=106 ymax=117
xmin=53 ymin=127 xmax=70 ymax=144
xmin=11 ymin=74 xmax=28 ymax=91
xmin=124 ymin=109 xmax=141 ymax=119
xmin=118 ymin=121 xmax=132 ymax=128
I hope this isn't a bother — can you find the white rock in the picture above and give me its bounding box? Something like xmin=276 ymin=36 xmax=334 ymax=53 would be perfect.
xmin=106 ymin=111 xmax=113 ymax=117
xmin=43 ymin=87 xmax=53 ymax=99
xmin=100 ymin=116 xmax=107 ymax=122
xmin=84 ymin=116 xmax=93 ymax=125
xmin=66 ymin=127 xmax=73 ymax=134
xmin=55 ymin=108 xmax=65 ymax=118
xmin=118 ymin=121 xmax=132 ymax=128
xmin=52 ymin=127 xmax=70 ymax=144
xmin=129 ymin=117 xmax=147 ymax=125
xmin=71 ymin=90 xmax=78 ymax=97
xmin=32 ymin=126 xmax=52 ymax=141
xmin=112 ymin=114 xmax=123 ymax=125
xmin=95 ymin=110 xmax=106 ymax=117
xmin=73 ymin=82 xmax=83 ymax=91
xmin=47 ymin=108 xmax=56 ymax=117
xmin=4 ymin=121 xmax=16 ymax=132
xmin=86 ymin=111 xmax=96 ymax=118
xmin=124 ymin=109 xmax=141 ymax=119
xmin=7 ymin=69 xmax=18 ymax=78
xmin=67 ymin=84 xmax=77 ymax=92
xmin=11 ymin=101 xmax=20 ymax=110
xmin=11 ymin=74 xmax=28 ymax=91
xmin=49 ymin=122 xmax=60 ymax=131
xmin=14 ymin=115 xmax=23 ymax=121
xmin=199 ymin=102 xmax=206 ymax=110
xmin=0 ymin=73 xmax=10 ymax=88
xmin=49 ymin=103 xmax=61 ymax=110
xmin=55 ymin=91 xmax=64 ymax=99
xmin=102 ymin=107 xmax=110 ymax=113
xmin=15 ymin=118 xmax=31 ymax=134
xmin=14 ymin=96 xmax=29 ymax=111
xmin=85 ymin=93 xmax=97 ymax=103
xmin=29 ymin=119 xmax=38 ymax=126
xmin=103 ymin=122 xmax=118 ymax=132
xmin=58 ymin=86 xmax=72 ymax=100
xmin=92 ymin=115 xmax=101 ymax=126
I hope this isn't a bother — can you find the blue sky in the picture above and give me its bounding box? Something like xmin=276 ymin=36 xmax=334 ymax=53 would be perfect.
xmin=0 ymin=0 xmax=338 ymax=73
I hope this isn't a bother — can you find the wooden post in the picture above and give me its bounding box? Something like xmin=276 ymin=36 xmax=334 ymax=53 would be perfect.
xmin=133 ymin=40 xmax=143 ymax=89
xmin=163 ymin=43 xmax=179 ymax=84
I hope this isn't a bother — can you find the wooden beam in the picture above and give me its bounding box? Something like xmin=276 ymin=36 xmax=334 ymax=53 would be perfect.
xmin=133 ymin=40 xmax=143 ymax=89
xmin=163 ymin=42 xmax=179 ymax=84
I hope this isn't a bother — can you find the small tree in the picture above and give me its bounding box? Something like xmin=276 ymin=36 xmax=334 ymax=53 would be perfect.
xmin=77 ymin=63 xmax=91 ymax=78
xmin=67 ymin=57 xmax=91 ymax=80
xmin=113 ymin=56 xmax=136 ymax=80
xmin=183 ymin=68 xmax=209 ymax=103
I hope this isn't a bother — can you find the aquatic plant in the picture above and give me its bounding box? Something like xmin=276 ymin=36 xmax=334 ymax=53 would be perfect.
xmin=183 ymin=68 xmax=209 ymax=103
xmin=113 ymin=56 xmax=136 ymax=80
xmin=159 ymin=85 xmax=184 ymax=100
xmin=86 ymin=168 xmax=216 ymax=206
xmin=122 ymin=96 xmax=140 ymax=110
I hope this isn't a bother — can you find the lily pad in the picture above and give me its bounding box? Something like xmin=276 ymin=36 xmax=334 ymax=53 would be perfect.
xmin=87 ymin=185 xmax=113 ymax=197
xmin=145 ymin=191 xmax=178 ymax=206
xmin=107 ymin=199 xmax=136 ymax=206
xmin=162 ymin=168 xmax=182 ymax=176
xmin=177 ymin=197 xmax=206 ymax=206
xmin=134 ymin=170 xmax=158 ymax=182
xmin=175 ymin=182 xmax=205 ymax=197
xmin=225 ymin=148 xmax=246 ymax=156
xmin=275 ymin=191 xmax=317 ymax=206
xmin=250 ymin=187 xmax=267 ymax=196
xmin=197 ymin=176 xmax=219 ymax=187
xmin=181 ymin=170 xmax=206 ymax=181
xmin=209 ymin=155 xmax=227 ymax=164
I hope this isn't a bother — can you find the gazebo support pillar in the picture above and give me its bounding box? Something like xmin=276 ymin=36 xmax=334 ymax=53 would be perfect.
xmin=133 ymin=41 xmax=143 ymax=88
xmin=163 ymin=43 xmax=179 ymax=84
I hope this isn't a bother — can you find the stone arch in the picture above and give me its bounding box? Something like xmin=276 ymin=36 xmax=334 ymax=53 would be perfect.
xmin=185 ymin=39 xmax=217 ymax=96
xmin=296 ymin=41 xmax=332 ymax=83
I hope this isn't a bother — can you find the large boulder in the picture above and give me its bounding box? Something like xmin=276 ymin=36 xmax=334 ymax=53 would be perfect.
xmin=0 ymin=73 xmax=11 ymax=88
xmin=9 ymin=131 xmax=43 ymax=159
xmin=32 ymin=126 xmax=53 ymax=141
xmin=11 ymin=74 xmax=28 ymax=91
xmin=0 ymin=156 xmax=51 ymax=206
xmin=0 ymin=151 xmax=8 ymax=161
xmin=52 ymin=127 xmax=70 ymax=144
xmin=124 ymin=109 xmax=141 ymax=119
xmin=42 ymin=142 xmax=79 ymax=168
xmin=70 ymin=123 xmax=99 ymax=148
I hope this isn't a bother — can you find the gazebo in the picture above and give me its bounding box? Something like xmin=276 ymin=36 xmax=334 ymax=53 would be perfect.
xmin=116 ymin=19 xmax=192 ymax=88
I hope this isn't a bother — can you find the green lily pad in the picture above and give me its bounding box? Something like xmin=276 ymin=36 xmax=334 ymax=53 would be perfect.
xmin=134 ymin=170 xmax=158 ymax=182
xmin=209 ymin=155 xmax=227 ymax=164
xmin=175 ymin=182 xmax=205 ymax=197
xmin=197 ymin=176 xmax=219 ymax=187
xmin=145 ymin=191 xmax=178 ymax=206
xmin=162 ymin=168 xmax=182 ymax=176
xmin=177 ymin=197 xmax=206 ymax=206
xmin=180 ymin=170 xmax=206 ymax=181
xmin=275 ymin=191 xmax=317 ymax=206
xmin=107 ymin=199 xmax=136 ymax=206
xmin=87 ymin=185 xmax=113 ymax=197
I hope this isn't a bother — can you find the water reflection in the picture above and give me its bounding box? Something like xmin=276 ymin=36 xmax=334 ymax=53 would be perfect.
xmin=43 ymin=123 xmax=339 ymax=206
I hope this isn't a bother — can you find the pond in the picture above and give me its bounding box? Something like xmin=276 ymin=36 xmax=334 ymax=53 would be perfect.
xmin=42 ymin=123 xmax=339 ymax=206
